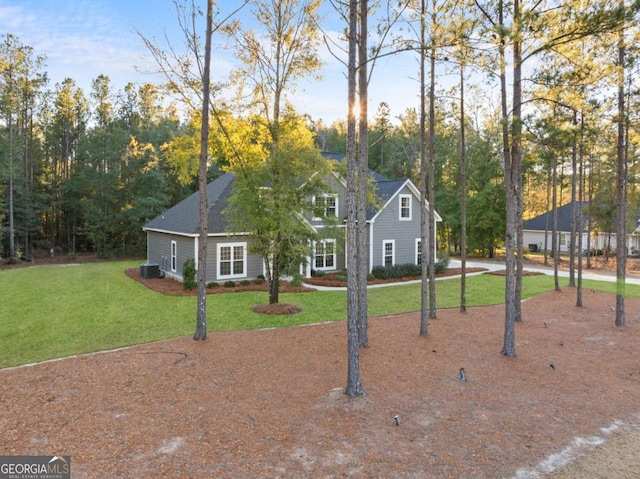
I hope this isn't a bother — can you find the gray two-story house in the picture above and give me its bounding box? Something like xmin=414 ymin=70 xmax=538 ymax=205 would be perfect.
xmin=142 ymin=155 xmax=441 ymax=283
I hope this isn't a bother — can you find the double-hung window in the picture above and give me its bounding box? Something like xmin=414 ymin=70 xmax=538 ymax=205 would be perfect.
xmin=217 ymin=242 xmax=246 ymax=279
xmin=314 ymin=239 xmax=336 ymax=270
xmin=383 ymin=240 xmax=395 ymax=267
xmin=560 ymin=234 xmax=567 ymax=248
xmin=416 ymin=239 xmax=422 ymax=265
xmin=399 ymin=194 xmax=412 ymax=220
xmin=314 ymin=195 xmax=338 ymax=219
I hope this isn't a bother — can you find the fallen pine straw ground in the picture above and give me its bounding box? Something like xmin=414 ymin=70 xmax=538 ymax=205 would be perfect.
xmin=1 ymin=288 xmax=639 ymax=478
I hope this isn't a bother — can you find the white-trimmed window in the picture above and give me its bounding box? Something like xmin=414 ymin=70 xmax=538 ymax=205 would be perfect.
xmin=383 ymin=240 xmax=395 ymax=267
xmin=559 ymin=234 xmax=567 ymax=247
xmin=314 ymin=239 xmax=336 ymax=270
xmin=217 ymin=242 xmax=247 ymax=279
xmin=415 ymin=238 xmax=422 ymax=265
xmin=171 ymin=240 xmax=177 ymax=272
xmin=314 ymin=194 xmax=338 ymax=219
xmin=400 ymin=194 xmax=412 ymax=220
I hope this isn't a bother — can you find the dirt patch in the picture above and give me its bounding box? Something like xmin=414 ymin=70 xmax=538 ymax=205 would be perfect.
xmin=1 ymin=288 xmax=639 ymax=478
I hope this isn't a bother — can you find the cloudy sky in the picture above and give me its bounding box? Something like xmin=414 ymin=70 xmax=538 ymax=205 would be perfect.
xmin=1 ymin=0 xmax=439 ymax=124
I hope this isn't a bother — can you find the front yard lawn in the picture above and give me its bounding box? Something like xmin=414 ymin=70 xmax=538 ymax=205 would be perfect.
xmin=2 ymin=260 xmax=633 ymax=368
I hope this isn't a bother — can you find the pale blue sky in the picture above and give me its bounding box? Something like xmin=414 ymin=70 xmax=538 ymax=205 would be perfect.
xmin=1 ymin=0 xmax=431 ymax=123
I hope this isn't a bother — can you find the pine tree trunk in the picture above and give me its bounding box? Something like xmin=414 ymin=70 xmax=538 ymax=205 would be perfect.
xmin=459 ymin=65 xmax=467 ymax=313
xmin=356 ymin=0 xmax=369 ymax=348
xmin=502 ymin=0 xmax=521 ymax=356
xmin=569 ymin=111 xmax=578 ymax=288
xmin=345 ymin=0 xmax=363 ymax=397
xmin=427 ymin=42 xmax=437 ymax=320
xmin=576 ymin=112 xmax=584 ymax=307
xmin=552 ymin=151 xmax=560 ymax=292
xmin=193 ymin=0 xmax=213 ymax=341
xmin=615 ymin=14 xmax=626 ymax=327
xmin=419 ymin=0 xmax=429 ymax=336
xmin=8 ymin=115 xmax=15 ymax=259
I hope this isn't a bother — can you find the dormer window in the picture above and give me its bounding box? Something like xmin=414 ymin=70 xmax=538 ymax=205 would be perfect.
xmin=314 ymin=195 xmax=338 ymax=219
xmin=399 ymin=194 xmax=411 ymax=220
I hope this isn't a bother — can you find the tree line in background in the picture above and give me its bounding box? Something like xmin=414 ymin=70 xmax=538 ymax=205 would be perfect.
xmin=2 ymin=0 xmax=639 ymax=394
xmin=0 ymin=31 xmax=502 ymax=261
xmin=1 ymin=7 xmax=637 ymax=264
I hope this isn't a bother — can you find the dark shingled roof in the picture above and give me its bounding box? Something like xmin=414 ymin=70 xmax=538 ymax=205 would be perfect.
xmin=523 ymin=202 xmax=588 ymax=232
xmin=143 ymin=172 xmax=235 ymax=235
xmin=368 ymin=179 xmax=407 ymax=220
xmin=143 ymin=152 xmax=419 ymax=235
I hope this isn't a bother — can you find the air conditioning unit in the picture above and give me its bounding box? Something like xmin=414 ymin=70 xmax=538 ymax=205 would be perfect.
xmin=140 ymin=263 xmax=160 ymax=279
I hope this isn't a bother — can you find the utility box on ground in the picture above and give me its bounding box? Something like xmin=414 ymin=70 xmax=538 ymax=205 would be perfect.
xmin=140 ymin=263 xmax=160 ymax=279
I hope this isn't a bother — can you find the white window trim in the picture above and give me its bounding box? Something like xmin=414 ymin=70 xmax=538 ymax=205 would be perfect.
xmin=415 ymin=238 xmax=422 ymax=265
xmin=170 ymin=240 xmax=177 ymax=272
xmin=314 ymin=239 xmax=337 ymax=271
xmin=217 ymin=242 xmax=247 ymax=280
xmin=383 ymin=240 xmax=395 ymax=267
xmin=399 ymin=194 xmax=412 ymax=220
xmin=560 ymin=233 xmax=567 ymax=247
xmin=313 ymin=194 xmax=338 ymax=220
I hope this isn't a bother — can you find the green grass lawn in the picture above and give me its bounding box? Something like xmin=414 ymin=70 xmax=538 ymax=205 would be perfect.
xmin=1 ymin=261 xmax=637 ymax=368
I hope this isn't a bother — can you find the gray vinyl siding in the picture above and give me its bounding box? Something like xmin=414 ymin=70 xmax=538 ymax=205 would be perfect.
xmin=146 ymin=231 xmax=195 ymax=279
xmin=207 ymin=236 xmax=264 ymax=282
xmin=146 ymin=231 xmax=165 ymax=265
xmin=370 ymin=187 xmax=428 ymax=267
xmin=147 ymin=232 xmax=264 ymax=282
xmin=308 ymin=174 xmax=346 ymax=226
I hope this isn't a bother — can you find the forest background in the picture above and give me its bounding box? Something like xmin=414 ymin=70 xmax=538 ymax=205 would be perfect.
xmin=1 ymin=0 xmax=639 ymax=263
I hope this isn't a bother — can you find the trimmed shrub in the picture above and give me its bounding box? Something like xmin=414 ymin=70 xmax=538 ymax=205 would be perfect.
xmin=239 ymin=280 xmax=251 ymax=286
xmin=371 ymin=263 xmax=421 ymax=280
xmin=224 ymin=280 xmax=236 ymax=288
xmin=207 ymin=282 xmax=219 ymax=288
xmin=371 ymin=265 xmax=389 ymax=279
xmin=183 ymin=258 xmax=196 ymax=290
xmin=252 ymin=278 xmax=265 ymax=285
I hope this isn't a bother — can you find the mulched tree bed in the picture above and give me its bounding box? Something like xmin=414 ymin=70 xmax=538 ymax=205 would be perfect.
xmin=2 ymin=289 xmax=639 ymax=478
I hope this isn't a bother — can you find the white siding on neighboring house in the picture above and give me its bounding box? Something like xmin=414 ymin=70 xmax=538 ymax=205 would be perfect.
xmin=523 ymin=230 xmax=610 ymax=253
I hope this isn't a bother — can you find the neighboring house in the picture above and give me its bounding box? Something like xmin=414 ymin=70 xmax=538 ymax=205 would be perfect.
xmin=143 ymin=154 xmax=442 ymax=282
xmin=523 ymin=201 xmax=639 ymax=254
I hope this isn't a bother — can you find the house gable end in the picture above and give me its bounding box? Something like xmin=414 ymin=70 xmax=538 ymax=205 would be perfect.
xmin=369 ymin=179 xmax=442 ymax=223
